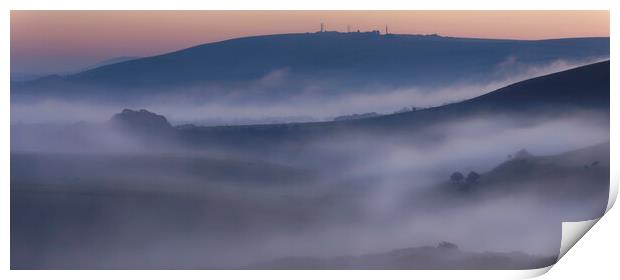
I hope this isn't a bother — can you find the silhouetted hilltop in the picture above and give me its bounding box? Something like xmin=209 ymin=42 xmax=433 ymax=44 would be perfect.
xmin=12 ymin=32 xmax=609 ymax=100
xmin=84 ymin=56 xmax=141 ymax=70
xmin=109 ymin=109 xmax=175 ymax=142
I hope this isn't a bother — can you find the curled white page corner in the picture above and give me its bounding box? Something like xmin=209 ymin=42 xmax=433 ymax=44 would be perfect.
xmin=558 ymin=218 xmax=600 ymax=260
xmin=606 ymin=172 xmax=618 ymax=212
xmin=510 ymin=265 xmax=554 ymax=279
xmin=608 ymin=134 xmax=618 ymax=212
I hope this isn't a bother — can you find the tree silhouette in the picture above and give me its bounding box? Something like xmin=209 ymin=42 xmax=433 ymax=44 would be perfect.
xmin=438 ymin=241 xmax=459 ymax=250
xmin=450 ymin=172 xmax=464 ymax=184
xmin=466 ymin=171 xmax=481 ymax=184
xmin=514 ymin=149 xmax=531 ymax=158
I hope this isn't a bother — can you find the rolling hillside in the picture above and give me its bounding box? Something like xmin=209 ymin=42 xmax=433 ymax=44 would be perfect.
xmin=11 ymin=32 xmax=609 ymax=100
xmin=169 ymin=60 xmax=610 ymax=149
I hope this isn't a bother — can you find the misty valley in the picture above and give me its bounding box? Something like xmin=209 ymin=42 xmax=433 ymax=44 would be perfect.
xmin=10 ymin=31 xmax=610 ymax=269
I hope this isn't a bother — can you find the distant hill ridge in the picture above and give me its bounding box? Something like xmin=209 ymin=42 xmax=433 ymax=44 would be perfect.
xmin=11 ymin=32 xmax=609 ymax=100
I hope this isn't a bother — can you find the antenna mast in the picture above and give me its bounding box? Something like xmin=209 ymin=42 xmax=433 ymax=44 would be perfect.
xmin=320 ymin=23 xmax=324 ymax=32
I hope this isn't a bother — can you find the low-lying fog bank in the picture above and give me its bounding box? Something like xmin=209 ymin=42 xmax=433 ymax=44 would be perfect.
xmin=10 ymin=58 xmax=607 ymax=125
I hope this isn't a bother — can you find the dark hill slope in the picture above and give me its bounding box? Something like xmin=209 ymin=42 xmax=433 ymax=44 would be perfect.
xmin=174 ymin=61 xmax=609 ymax=149
xmin=430 ymin=142 xmax=610 ymax=221
xmin=476 ymin=142 xmax=609 ymax=200
xmin=355 ymin=60 xmax=609 ymax=127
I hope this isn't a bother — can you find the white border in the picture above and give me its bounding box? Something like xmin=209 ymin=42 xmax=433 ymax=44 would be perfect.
xmin=2 ymin=1 xmax=617 ymax=279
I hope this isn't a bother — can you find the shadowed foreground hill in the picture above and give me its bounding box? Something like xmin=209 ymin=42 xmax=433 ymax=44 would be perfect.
xmin=426 ymin=142 xmax=610 ymax=224
xmin=479 ymin=143 xmax=609 ymax=191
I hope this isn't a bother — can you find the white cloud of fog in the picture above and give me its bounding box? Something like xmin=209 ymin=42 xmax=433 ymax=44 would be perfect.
xmin=246 ymin=193 xmax=564 ymax=258
xmin=11 ymin=102 xmax=609 ymax=267
xmin=258 ymin=68 xmax=290 ymax=87
xmin=11 ymin=99 xmax=124 ymax=124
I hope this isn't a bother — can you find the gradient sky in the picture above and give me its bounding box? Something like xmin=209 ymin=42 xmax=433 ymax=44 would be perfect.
xmin=11 ymin=10 xmax=609 ymax=74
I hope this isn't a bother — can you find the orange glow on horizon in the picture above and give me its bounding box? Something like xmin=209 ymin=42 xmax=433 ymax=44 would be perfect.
xmin=11 ymin=10 xmax=610 ymax=73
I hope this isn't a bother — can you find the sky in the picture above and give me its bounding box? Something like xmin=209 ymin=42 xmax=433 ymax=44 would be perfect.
xmin=11 ymin=10 xmax=609 ymax=74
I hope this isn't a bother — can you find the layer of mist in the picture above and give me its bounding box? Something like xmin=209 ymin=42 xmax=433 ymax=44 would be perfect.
xmin=11 ymin=105 xmax=609 ymax=269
